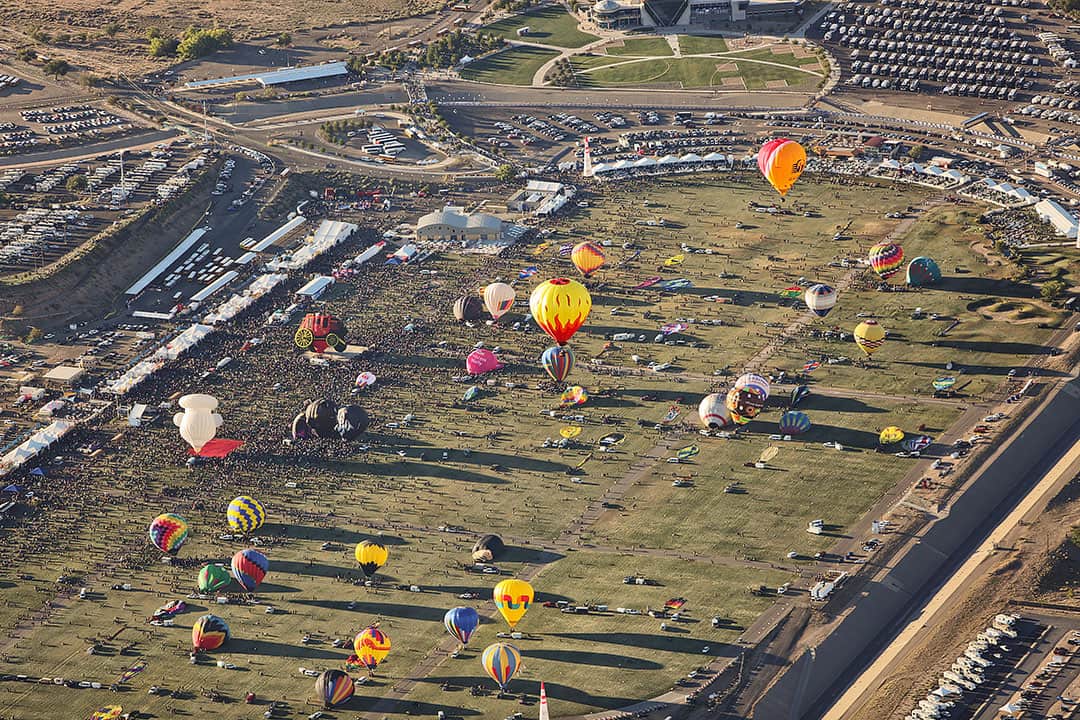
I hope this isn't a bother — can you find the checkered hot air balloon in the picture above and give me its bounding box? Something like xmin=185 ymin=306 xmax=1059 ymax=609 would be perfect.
xmin=868 ymin=243 xmax=905 ymax=280
xmin=226 ymin=495 xmax=265 ymax=533
xmin=778 ymin=411 xmax=811 ymax=435
xmin=230 ymin=548 xmax=268 ymax=591
xmin=148 ymin=513 xmax=189 ymax=554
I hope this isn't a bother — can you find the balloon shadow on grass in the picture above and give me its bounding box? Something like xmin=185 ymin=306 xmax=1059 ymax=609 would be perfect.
xmin=548 ymin=632 xmax=736 ymax=657
xmin=291 ymin=598 xmax=449 ymax=623
xmin=226 ymin=638 xmax=348 ymax=660
xmin=523 ymin=648 xmax=662 ymax=669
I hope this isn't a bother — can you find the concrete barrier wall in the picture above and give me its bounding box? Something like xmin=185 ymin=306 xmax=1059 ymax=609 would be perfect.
xmin=753 ymin=376 xmax=1080 ymax=720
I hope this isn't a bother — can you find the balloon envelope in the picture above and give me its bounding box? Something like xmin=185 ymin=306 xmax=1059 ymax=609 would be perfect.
xmin=466 ymin=348 xmax=504 ymax=375
xmin=540 ymin=345 xmax=575 ymax=382
xmin=805 ymin=284 xmax=837 ymax=317
xmin=758 ymin=138 xmax=806 ymax=196
xmin=906 ymin=256 xmax=941 ymax=286
xmin=294 ymin=313 xmax=348 ymax=353
xmin=149 ymin=513 xmax=189 ymax=554
xmin=726 ymin=386 xmax=765 ymax=422
xmin=302 ymin=398 xmax=339 ymax=438
xmin=854 ymin=320 xmax=886 ymax=356
xmin=197 ymin=564 xmax=231 ymax=593
xmin=493 ymin=578 xmax=534 ymax=629
xmin=483 ymin=283 xmax=516 ymax=320
xmin=354 ymin=626 xmax=391 ymax=670
xmin=355 ymin=540 xmax=389 ymax=576
xmin=172 ymin=393 xmax=221 ymax=453
xmin=481 ymin=642 xmax=523 ymax=691
xmin=530 ymin=278 xmax=592 ymax=346
xmin=868 ymin=243 xmax=904 ymax=280
xmin=444 ymin=606 xmax=480 ymax=646
xmin=472 ymin=534 xmax=505 ymax=562
xmin=791 ymin=385 xmax=810 ymax=407
xmin=559 ymin=385 xmax=588 ymax=406
xmin=191 ymin=614 xmax=229 ymax=651
xmin=315 ymin=669 xmax=355 ymax=709
xmin=227 ymin=495 xmax=265 ymax=533
xmin=453 ymin=295 xmax=484 ymax=322
xmin=778 ymin=411 xmax=811 ymax=435
xmin=231 ymin=548 xmax=268 ymax=591
xmin=335 ymin=405 xmax=369 ymax=441
xmin=879 ymin=426 xmax=905 ymax=445
xmin=698 ymin=393 xmax=731 ymax=429
xmin=735 ymin=373 xmax=770 ymax=399
xmin=570 ymin=241 xmax=606 ymax=278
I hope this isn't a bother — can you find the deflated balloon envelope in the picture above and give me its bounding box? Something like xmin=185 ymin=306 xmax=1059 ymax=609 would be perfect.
xmin=292 ymin=399 xmax=368 ymax=440
xmin=304 ymin=398 xmax=339 ymax=437
xmin=472 ymin=534 xmax=505 ymax=562
xmin=336 ymin=405 xmax=369 ymax=440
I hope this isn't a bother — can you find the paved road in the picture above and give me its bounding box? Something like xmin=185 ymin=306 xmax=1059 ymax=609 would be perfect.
xmin=0 ymin=130 xmax=180 ymax=168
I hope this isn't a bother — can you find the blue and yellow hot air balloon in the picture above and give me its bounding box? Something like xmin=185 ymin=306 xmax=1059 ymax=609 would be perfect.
xmin=191 ymin=614 xmax=229 ymax=651
xmin=354 ymin=625 xmax=391 ymax=671
xmin=493 ymin=578 xmax=533 ymax=629
xmin=757 ymin=138 xmax=806 ymax=196
xmin=481 ymin=642 xmax=523 ymax=692
xmin=315 ymin=669 xmax=355 ymax=708
xmin=149 ymin=513 xmax=189 ymax=555
xmin=530 ymin=278 xmax=591 ymax=346
xmin=540 ymin=345 xmax=576 ymax=383
xmin=570 ymin=241 xmax=606 ymax=278
xmin=226 ymin=495 xmax=265 ymax=533
xmin=231 ymin=548 xmax=268 ymax=591
xmin=778 ymin=411 xmax=811 ymax=435
xmin=906 ymin=256 xmax=941 ymax=286
xmin=444 ymin=606 xmax=480 ymax=646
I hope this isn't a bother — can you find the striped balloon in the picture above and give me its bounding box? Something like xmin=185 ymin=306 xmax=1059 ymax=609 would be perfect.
xmin=191 ymin=614 xmax=229 ymax=651
xmin=230 ymin=548 xmax=268 ymax=591
xmin=804 ymin=284 xmax=837 ymax=317
xmin=570 ymin=241 xmax=606 ymax=278
xmin=540 ymin=345 xmax=575 ymax=382
xmin=315 ymin=669 xmax=355 ymax=708
xmin=226 ymin=495 xmax=265 ymax=533
xmin=868 ymin=242 xmax=904 ymax=280
xmin=354 ymin=626 xmax=391 ymax=670
xmin=778 ymin=411 xmax=811 ymax=435
xmin=148 ymin=513 xmax=189 ymax=554
xmin=854 ymin=320 xmax=886 ymax=356
xmin=481 ymin=642 xmax=523 ymax=691
xmin=444 ymin=606 xmax=480 ymax=646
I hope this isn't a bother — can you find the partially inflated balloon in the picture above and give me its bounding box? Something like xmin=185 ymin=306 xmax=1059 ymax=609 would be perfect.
xmin=481 ymin=642 xmax=523 ymax=691
xmin=472 ymin=534 xmax=504 ymax=562
xmin=444 ymin=606 xmax=480 ymax=646
xmin=191 ymin=614 xmax=229 ymax=651
xmin=483 ymin=283 xmax=516 ymax=321
xmin=906 ymin=256 xmax=941 ymax=286
xmin=453 ymin=295 xmax=484 ymax=322
xmin=315 ymin=669 xmax=355 ymax=709
xmin=197 ymin=564 xmax=231 ymax=593
xmin=466 ymin=348 xmax=503 ymax=375
xmin=571 ymin=241 xmax=606 ymax=278
xmin=227 ymin=495 xmax=265 ymax=533
xmin=540 ymin=345 xmax=576 ymax=382
xmin=231 ymin=548 xmax=268 ymax=591
xmin=778 ymin=411 xmax=811 ymax=435
xmin=355 ymin=540 xmax=388 ymax=576
xmin=879 ymin=426 xmax=905 ymax=445
xmin=804 ymin=284 xmax=837 ymax=317
xmin=530 ymin=278 xmax=591 ymax=346
xmin=726 ymin=386 xmax=765 ymax=422
xmin=698 ymin=393 xmax=731 ymax=429
xmin=493 ymin=578 xmax=533 ymax=629
xmin=868 ymin=243 xmax=904 ymax=280
xmin=735 ymin=373 xmax=771 ymax=400
xmin=335 ymin=405 xmax=369 ymax=441
xmin=559 ymin=385 xmax=588 ymax=406
xmin=854 ymin=320 xmax=886 ymax=356
xmin=758 ymin=138 xmax=806 ymax=196
xmin=354 ymin=626 xmax=391 ymax=670
xmin=149 ymin=513 xmax=189 ymax=554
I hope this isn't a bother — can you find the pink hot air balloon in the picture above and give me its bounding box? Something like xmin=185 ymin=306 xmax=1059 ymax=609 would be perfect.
xmin=466 ymin=348 xmax=503 ymax=375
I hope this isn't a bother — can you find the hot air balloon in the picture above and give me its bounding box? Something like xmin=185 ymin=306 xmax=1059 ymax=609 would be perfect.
xmin=539 ymin=345 xmax=576 ymax=383
xmin=315 ymin=669 xmax=355 ymax=709
xmin=466 ymin=348 xmax=503 ymax=375
xmin=735 ymin=373 xmax=771 ymax=400
xmin=854 ymin=319 xmax=886 ymax=356
xmin=299 ymin=398 xmax=338 ymax=438
xmin=191 ymin=614 xmax=229 ymax=651
xmin=481 ymin=642 xmax=523 ymax=692
xmin=230 ymin=548 xmax=268 ymax=591
xmin=804 ymin=284 xmax=837 ymax=318
xmin=335 ymin=405 xmax=369 ymax=441
xmin=559 ymin=385 xmax=588 ymax=406
xmin=149 ymin=513 xmax=189 ymax=554
xmin=294 ymin=313 xmax=348 ymax=353
xmin=906 ymin=256 xmax=941 ymax=286
xmin=530 ymin=278 xmax=592 ymax=346
xmin=172 ymin=394 xmax=223 ymax=454
xmin=758 ymin=138 xmax=806 ymax=196
xmin=197 ymin=564 xmax=232 ymax=593
xmin=355 ymin=540 xmax=388 ymax=577
xmin=493 ymin=578 xmax=533 ymax=629
xmin=570 ymin=241 xmax=605 ymax=278
xmin=453 ymin=295 xmax=484 ymax=322
xmin=483 ymin=282 xmax=516 ymax=321
xmin=791 ymin=385 xmax=810 ymax=407
xmin=444 ymin=606 xmax=480 ymax=646
xmin=726 ymin=386 xmax=765 ymax=423
xmin=932 ymin=377 xmax=956 ymax=392
xmin=354 ymin=626 xmax=391 ymax=671
xmin=879 ymin=426 xmax=905 ymax=445
xmin=472 ymin=534 xmax=505 ymax=562
xmin=868 ymin=243 xmax=904 ymax=280
xmin=227 ymin=495 xmax=265 ymax=533
xmin=778 ymin=411 xmax=811 ymax=435
xmin=698 ymin=393 xmax=731 ymax=429
xmin=355 ymin=371 xmax=377 ymax=388
xmin=902 ymin=435 xmax=932 ymax=453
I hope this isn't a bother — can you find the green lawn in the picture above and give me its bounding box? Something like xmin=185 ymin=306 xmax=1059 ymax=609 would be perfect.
xmin=677 ymin=34 xmax=730 ymax=55
xmin=725 ymin=45 xmax=825 ymax=66
xmin=734 ymin=60 xmax=822 ymax=90
xmin=459 ymin=45 xmax=559 ymax=85
xmin=575 ymin=54 xmax=821 ymax=89
xmin=605 ymin=36 xmax=674 ymax=56
xmin=482 ymin=6 xmax=600 ymax=48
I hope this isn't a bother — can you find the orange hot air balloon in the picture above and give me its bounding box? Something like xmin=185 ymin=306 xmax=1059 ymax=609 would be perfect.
xmin=570 ymin=241 xmax=605 ymax=278
xmin=758 ymin=138 xmax=806 ymax=196
xmin=529 ymin=278 xmax=591 ymax=346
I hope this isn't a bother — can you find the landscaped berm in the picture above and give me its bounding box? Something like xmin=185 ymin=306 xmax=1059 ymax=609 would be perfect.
xmin=0 ymin=171 xmax=1066 ymax=719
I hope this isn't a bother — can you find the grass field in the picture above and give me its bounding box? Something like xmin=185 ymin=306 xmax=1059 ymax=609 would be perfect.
xmin=577 ymin=55 xmax=822 ymax=89
xmin=459 ymin=45 xmax=560 ymax=85
xmin=606 ymin=37 xmax=674 ymax=56
xmin=481 ymin=6 xmax=600 ymax=48
xmin=677 ymin=34 xmax=730 ymax=55
xmin=0 ymin=172 xmax=1058 ymax=719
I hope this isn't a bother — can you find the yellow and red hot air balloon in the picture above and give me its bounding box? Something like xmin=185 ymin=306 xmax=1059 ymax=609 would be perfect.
xmin=354 ymin=625 xmax=391 ymax=671
xmin=868 ymin=242 xmax=904 ymax=280
xmin=530 ymin=278 xmax=591 ymax=346
xmin=570 ymin=241 xmax=605 ymax=278
xmin=191 ymin=614 xmax=230 ymax=651
xmin=854 ymin=319 xmax=886 ymax=356
xmin=493 ymin=578 xmax=534 ymax=629
xmin=758 ymin=138 xmax=806 ymax=196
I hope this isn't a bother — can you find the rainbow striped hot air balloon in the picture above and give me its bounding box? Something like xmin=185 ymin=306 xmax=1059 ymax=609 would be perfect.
xmin=854 ymin=319 xmax=886 ymax=356
xmin=191 ymin=614 xmax=229 ymax=651
xmin=226 ymin=495 xmax=265 ymax=533
xmin=778 ymin=411 xmax=811 ymax=435
xmin=354 ymin=626 xmax=391 ymax=671
xmin=481 ymin=642 xmax=523 ymax=692
xmin=570 ymin=241 xmax=606 ymax=278
xmin=230 ymin=548 xmax=268 ymax=591
xmin=315 ymin=669 xmax=355 ymax=709
xmin=444 ymin=606 xmax=480 ymax=646
xmin=757 ymin=138 xmax=807 ymax=196
xmin=868 ymin=242 xmax=905 ymax=280
xmin=540 ymin=345 xmax=576 ymax=383
xmin=149 ymin=513 xmax=189 ymax=555
xmin=530 ymin=278 xmax=592 ymax=346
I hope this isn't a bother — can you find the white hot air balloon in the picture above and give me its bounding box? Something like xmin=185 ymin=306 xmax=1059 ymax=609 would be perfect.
xmin=698 ymin=393 xmax=731 ymax=429
xmin=173 ymin=394 xmax=223 ymax=453
xmin=482 ymin=283 xmax=516 ymax=321
xmin=804 ymin=284 xmax=837 ymax=318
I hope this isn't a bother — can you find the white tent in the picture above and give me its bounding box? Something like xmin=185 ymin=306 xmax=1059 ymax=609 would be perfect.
xmin=0 ymin=420 xmax=76 ymax=476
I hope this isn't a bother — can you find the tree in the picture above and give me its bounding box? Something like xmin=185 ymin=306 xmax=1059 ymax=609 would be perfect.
xmin=79 ymin=72 xmax=99 ymax=88
xmin=145 ymin=26 xmax=162 ymax=40
xmin=43 ymin=59 xmax=71 ymax=79
xmin=24 ymin=327 xmax=42 ymax=345
xmin=55 ymin=33 xmax=72 ymax=45
xmin=148 ymin=36 xmax=179 ymax=57
xmin=907 ymin=144 xmax=925 ymax=161
xmin=66 ymin=175 xmax=88 ymax=193
xmin=104 ymin=22 xmax=121 ymax=37
xmin=276 ymin=32 xmax=292 ymax=46
xmin=494 ymin=164 xmax=515 ymax=182
xmin=1041 ymin=279 xmax=1067 ymax=301
xmin=17 ymin=48 xmax=36 ymax=62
